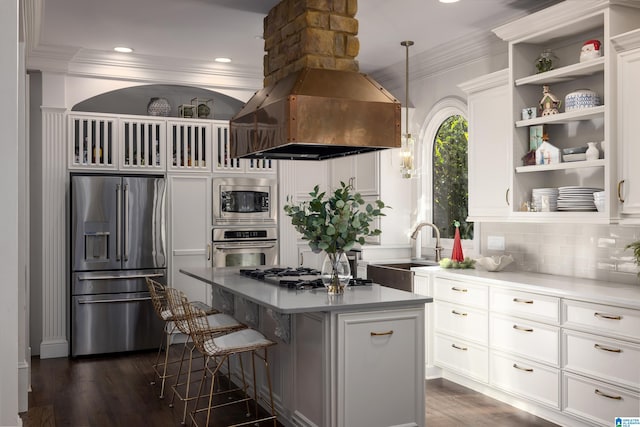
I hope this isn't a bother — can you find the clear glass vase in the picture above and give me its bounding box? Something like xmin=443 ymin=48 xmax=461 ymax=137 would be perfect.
xmin=320 ymin=251 xmax=352 ymax=295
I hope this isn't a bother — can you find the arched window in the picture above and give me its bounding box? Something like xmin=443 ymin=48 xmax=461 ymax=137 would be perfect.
xmin=432 ymin=114 xmax=472 ymax=240
xmin=418 ymin=98 xmax=475 ymax=255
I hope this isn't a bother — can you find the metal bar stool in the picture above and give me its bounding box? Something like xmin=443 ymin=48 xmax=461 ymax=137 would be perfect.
xmin=165 ymin=286 xmax=246 ymax=425
xmin=145 ymin=277 xmax=218 ymax=399
xmin=182 ymin=299 xmax=278 ymax=427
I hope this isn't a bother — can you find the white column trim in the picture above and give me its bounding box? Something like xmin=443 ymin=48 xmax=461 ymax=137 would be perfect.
xmin=39 ymin=106 xmax=69 ymax=358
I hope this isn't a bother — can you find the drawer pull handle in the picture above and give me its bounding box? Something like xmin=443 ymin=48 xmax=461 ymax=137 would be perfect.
xmin=512 ymin=363 xmax=533 ymax=372
xmin=595 ymin=389 xmax=622 ymax=400
xmin=452 ymin=310 xmax=468 ymax=316
xmin=370 ymin=330 xmax=394 ymax=337
xmin=513 ymin=298 xmax=533 ymax=304
xmin=451 ymin=344 xmax=468 ymax=351
xmin=594 ymin=343 xmax=622 ymax=353
xmin=513 ymin=325 xmax=534 ymax=332
xmin=594 ymin=312 xmax=622 ymax=320
xmin=452 ymin=287 xmax=468 ymax=293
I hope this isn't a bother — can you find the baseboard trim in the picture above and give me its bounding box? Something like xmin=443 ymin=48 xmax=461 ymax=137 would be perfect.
xmin=40 ymin=339 xmax=68 ymax=359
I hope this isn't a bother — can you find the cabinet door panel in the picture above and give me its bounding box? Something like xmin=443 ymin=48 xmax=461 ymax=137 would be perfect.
xmin=338 ymin=309 xmax=424 ymax=427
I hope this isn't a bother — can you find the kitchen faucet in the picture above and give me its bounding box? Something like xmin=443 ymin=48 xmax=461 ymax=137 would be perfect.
xmin=410 ymin=222 xmax=443 ymax=262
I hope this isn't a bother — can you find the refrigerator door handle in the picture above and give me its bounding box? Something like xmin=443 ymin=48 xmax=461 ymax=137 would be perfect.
xmin=116 ymin=183 xmax=122 ymax=261
xmin=123 ymin=183 xmax=129 ymax=262
xmin=77 ymin=272 xmax=164 ymax=281
xmin=78 ymin=297 xmax=152 ymax=304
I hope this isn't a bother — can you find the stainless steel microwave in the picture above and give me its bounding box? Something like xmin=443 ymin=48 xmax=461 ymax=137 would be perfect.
xmin=212 ymin=177 xmax=277 ymax=225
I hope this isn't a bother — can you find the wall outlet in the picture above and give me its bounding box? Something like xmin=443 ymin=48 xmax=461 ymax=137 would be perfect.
xmin=487 ymin=235 xmax=505 ymax=251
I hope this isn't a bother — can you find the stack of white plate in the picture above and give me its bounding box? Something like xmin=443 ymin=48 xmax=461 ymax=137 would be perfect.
xmin=557 ymin=186 xmax=603 ymax=211
xmin=532 ymin=188 xmax=559 ymax=211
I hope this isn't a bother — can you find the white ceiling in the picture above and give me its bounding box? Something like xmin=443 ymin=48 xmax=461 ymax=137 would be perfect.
xmin=29 ymin=0 xmax=562 ymax=85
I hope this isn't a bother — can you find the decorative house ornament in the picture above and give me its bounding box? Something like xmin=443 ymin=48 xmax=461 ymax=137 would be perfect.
xmin=539 ymin=85 xmax=561 ymax=116
xmin=535 ymin=136 xmax=561 ymax=165
xmin=580 ymin=39 xmax=602 ymax=62
xmin=535 ymin=49 xmax=557 ymax=73
xmin=147 ymin=97 xmax=171 ymax=116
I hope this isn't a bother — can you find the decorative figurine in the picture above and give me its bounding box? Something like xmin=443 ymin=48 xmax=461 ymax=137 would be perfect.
xmin=580 ymin=39 xmax=602 ymax=62
xmin=539 ymin=85 xmax=561 ymax=116
xmin=535 ymin=49 xmax=557 ymax=73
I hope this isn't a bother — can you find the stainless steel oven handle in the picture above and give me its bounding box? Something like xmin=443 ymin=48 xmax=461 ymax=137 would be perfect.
xmin=78 ymin=297 xmax=152 ymax=304
xmin=77 ymin=273 xmax=164 ymax=281
xmin=214 ymin=244 xmax=277 ymax=251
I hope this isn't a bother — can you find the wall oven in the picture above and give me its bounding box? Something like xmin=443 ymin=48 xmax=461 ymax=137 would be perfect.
xmin=212 ymin=177 xmax=277 ymax=225
xmin=211 ymin=227 xmax=278 ymax=267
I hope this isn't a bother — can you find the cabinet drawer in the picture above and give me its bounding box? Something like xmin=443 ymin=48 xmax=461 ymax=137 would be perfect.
xmin=434 ymin=301 xmax=488 ymax=345
xmin=490 ymin=314 xmax=559 ymax=366
xmin=434 ymin=333 xmax=488 ymax=383
xmin=490 ymin=351 xmax=560 ymax=409
xmin=490 ymin=288 xmax=559 ymax=323
xmin=564 ymin=300 xmax=640 ymax=341
xmin=564 ymin=330 xmax=640 ymax=391
xmin=563 ymin=372 xmax=640 ymax=426
xmin=434 ymin=276 xmax=488 ymax=309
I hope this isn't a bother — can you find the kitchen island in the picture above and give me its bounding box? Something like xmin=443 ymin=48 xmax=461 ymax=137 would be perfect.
xmin=181 ymin=266 xmax=432 ymax=427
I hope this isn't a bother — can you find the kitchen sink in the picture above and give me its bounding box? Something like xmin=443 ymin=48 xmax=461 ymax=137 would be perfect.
xmin=366 ymin=260 xmax=438 ymax=292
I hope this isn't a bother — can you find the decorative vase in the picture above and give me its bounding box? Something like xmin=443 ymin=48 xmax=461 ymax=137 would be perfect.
xmin=321 ymin=251 xmax=352 ymax=295
xmin=147 ymin=97 xmax=171 ymax=116
xmin=535 ymin=49 xmax=557 ymax=73
xmin=586 ymin=142 xmax=600 ymax=161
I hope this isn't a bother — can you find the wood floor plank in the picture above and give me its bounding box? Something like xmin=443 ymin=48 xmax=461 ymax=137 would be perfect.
xmin=22 ymin=350 xmax=558 ymax=427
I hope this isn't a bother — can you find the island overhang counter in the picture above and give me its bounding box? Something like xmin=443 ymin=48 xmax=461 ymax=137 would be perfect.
xmin=180 ymin=266 xmax=432 ymax=427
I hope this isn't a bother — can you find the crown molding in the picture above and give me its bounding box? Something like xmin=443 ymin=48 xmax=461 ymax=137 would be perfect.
xmin=458 ymin=68 xmax=509 ymax=94
xmin=27 ymin=45 xmax=264 ymax=91
xmin=611 ymin=28 xmax=640 ymax=52
xmin=370 ymin=29 xmax=506 ymax=90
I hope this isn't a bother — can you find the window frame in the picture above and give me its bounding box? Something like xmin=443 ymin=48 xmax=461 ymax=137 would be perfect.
xmin=417 ymin=98 xmax=478 ymax=257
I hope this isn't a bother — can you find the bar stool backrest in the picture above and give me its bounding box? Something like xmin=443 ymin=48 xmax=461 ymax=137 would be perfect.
xmin=146 ymin=277 xmax=172 ymax=321
xmin=165 ymin=287 xmax=191 ymax=334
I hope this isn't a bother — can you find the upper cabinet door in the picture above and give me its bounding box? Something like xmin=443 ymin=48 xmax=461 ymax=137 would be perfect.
xmin=614 ymin=29 xmax=640 ymax=224
xmin=460 ymin=69 xmax=511 ymax=221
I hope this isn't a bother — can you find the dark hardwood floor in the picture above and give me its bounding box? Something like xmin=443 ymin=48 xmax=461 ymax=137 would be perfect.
xmin=21 ymin=348 xmax=558 ymax=427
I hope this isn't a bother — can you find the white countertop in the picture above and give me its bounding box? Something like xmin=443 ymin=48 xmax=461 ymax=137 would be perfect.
xmin=425 ymin=267 xmax=640 ymax=310
xmin=180 ymin=266 xmax=432 ymax=314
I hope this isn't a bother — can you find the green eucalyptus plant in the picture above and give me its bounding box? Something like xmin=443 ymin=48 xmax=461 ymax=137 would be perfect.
xmin=626 ymin=241 xmax=640 ymax=278
xmin=283 ymin=182 xmax=388 ymax=254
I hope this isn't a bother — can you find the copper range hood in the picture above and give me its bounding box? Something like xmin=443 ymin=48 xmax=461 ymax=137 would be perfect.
xmin=230 ymin=68 xmax=400 ymax=160
xmin=229 ymin=0 xmax=401 ymax=160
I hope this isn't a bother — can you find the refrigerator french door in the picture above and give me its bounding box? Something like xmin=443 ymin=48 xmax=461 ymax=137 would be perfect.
xmin=71 ymin=174 xmax=167 ymax=356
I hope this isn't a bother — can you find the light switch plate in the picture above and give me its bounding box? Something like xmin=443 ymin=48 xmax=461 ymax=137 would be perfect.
xmin=487 ymin=235 xmax=505 ymax=251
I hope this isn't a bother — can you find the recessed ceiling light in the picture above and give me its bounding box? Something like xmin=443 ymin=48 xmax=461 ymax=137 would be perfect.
xmin=114 ymin=47 xmax=133 ymax=53
xmin=215 ymin=57 xmax=232 ymax=63
xmin=439 ymin=0 xmax=460 ymax=3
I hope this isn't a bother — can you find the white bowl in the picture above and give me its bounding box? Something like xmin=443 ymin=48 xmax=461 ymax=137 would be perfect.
xmin=475 ymin=255 xmax=514 ymax=272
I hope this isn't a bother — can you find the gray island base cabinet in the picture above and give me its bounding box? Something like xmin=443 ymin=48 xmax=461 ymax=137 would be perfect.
xmin=180 ymin=267 xmax=431 ymax=427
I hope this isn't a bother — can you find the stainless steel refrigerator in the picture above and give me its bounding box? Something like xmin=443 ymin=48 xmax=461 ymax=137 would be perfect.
xmin=70 ymin=174 xmax=167 ymax=356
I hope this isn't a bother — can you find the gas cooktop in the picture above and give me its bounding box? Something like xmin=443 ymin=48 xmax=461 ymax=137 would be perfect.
xmin=239 ymin=267 xmax=372 ymax=290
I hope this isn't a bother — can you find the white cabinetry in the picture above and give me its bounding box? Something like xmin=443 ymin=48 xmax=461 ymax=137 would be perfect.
xmin=168 ymin=175 xmax=211 ymax=304
xmin=562 ymin=299 xmax=640 ymax=425
xmin=433 ymin=269 xmax=640 ymax=426
xmin=337 ymin=308 xmax=425 ymax=427
xmin=492 ymin=1 xmax=640 ymax=223
xmin=613 ymin=29 xmax=640 ymax=224
xmin=489 ymin=288 xmax=561 ymax=409
xmin=166 ymin=119 xmax=212 ymax=172
xmin=433 ymin=275 xmax=489 ymax=383
xmin=329 ymin=151 xmax=378 ymax=195
xmin=459 ymin=69 xmax=511 ymax=220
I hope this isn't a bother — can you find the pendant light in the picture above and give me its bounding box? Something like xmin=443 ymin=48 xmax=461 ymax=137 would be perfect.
xmin=400 ymin=40 xmax=415 ymax=179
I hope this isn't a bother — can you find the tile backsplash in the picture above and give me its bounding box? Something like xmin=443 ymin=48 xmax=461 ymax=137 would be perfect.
xmin=480 ymin=223 xmax=640 ymax=285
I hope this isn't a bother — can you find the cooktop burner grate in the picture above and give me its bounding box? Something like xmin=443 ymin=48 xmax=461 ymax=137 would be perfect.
xmin=239 ymin=267 xmax=372 ymax=289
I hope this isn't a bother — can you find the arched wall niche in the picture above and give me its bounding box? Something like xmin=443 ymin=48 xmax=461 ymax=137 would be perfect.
xmin=72 ymin=83 xmax=244 ymax=120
